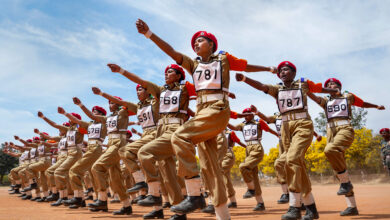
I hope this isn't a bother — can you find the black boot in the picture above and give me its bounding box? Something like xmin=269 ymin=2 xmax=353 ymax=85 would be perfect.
xmin=30 ymin=196 xmax=41 ymax=201
xmin=88 ymin=200 xmax=108 ymax=212
xmin=8 ymin=185 xmax=15 ymax=191
xmin=110 ymin=198 xmax=120 ymax=203
xmin=302 ymin=203 xmax=319 ymax=220
xmin=168 ymin=214 xmax=187 ymax=220
xmin=69 ymin=200 xmax=86 ymax=209
xmin=340 ymin=207 xmax=359 ymax=216
xmin=143 ymin=209 xmax=164 ymax=219
xmin=243 ymin=189 xmax=255 ymax=199
xmin=85 ymin=195 xmax=94 ymax=201
xmin=51 ymin=197 xmax=67 ymax=206
xmin=9 ymin=188 xmax=21 ymax=194
xmin=46 ymin=192 xmax=59 ymax=202
xmin=24 ymin=182 xmax=38 ymax=191
xmin=278 ymin=193 xmax=289 ymax=204
xmin=131 ymin=194 xmax=146 ymax=204
xmin=64 ymin=197 xmax=82 ymax=206
xmin=84 ymin=187 xmax=94 ymax=196
xmin=127 ymin=181 xmax=148 ymax=194
xmin=113 ymin=206 xmax=132 ymax=215
xmin=253 ymin=203 xmax=265 ymax=211
xmin=22 ymin=194 xmax=32 ymax=200
xmin=281 ymin=206 xmax=301 ymax=220
xmin=337 ymin=182 xmax=353 ymax=195
xmin=163 ymin=201 xmax=172 ymax=208
xmin=36 ymin=197 xmax=47 ymax=202
xmin=228 ymin=202 xmax=237 ymax=208
xmin=201 ymin=204 xmax=215 ymax=214
xmin=170 ymin=195 xmax=206 ymax=214
xmin=18 ymin=193 xmax=26 ymax=198
xmin=137 ymin=195 xmax=162 ymax=207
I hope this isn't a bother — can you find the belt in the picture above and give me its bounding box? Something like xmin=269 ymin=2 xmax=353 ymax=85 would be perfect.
xmin=327 ymin=120 xmax=351 ymax=128
xmin=108 ymin=133 xmax=125 ymax=139
xmin=88 ymin=139 xmax=103 ymax=145
xmin=282 ymin=112 xmax=308 ymax=122
xmin=68 ymin=144 xmax=84 ymax=150
xmin=246 ymin=140 xmax=260 ymax=145
xmin=158 ymin=118 xmax=183 ymax=125
xmin=59 ymin=150 xmax=67 ymax=155
xmin=142 ymin=126 xmax=157 ymax=132
xmin=196 ymin=93 xmax=227 ymax=105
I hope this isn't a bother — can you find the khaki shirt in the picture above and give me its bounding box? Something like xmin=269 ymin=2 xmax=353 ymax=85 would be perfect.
xmin=236 ymin=119 xmax=269 ymax=142
xmin=78 ymin=119 xmax=107 ymax=141
xmin=106 ymin=108 xmax=129 ymax=134
xmin=66 ymin=124 xmax=86 ymax=146
xmin=317 ymin=93 xmax=356 ymax=123
xmin=124 ymin=97 xmax=159 ymax=130
xmin=268 ymin=114 xmax=282 ymax=135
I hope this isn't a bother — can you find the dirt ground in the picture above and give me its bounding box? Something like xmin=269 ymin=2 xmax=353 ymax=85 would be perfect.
xmin=1 ymin=184 xmax=390 ymax=220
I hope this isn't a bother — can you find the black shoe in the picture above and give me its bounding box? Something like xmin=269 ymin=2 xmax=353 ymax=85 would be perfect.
xmin=30 ymin=196 xmax=41 ymax=201
xmin=340 ymin=207 xmax=359 ymax=216
xmin=107 ymin=192 xmax=112 ymax=198
xmin=85 ymin=195 xmax=94 ymax=201
xmin=22 ymin=195 xmax=32 ymax=200
xmin=163 ymin=201 xmax=172 ymax=208
xmin=300 ymin=203 xmax=306 ymax=211
xmin=69 ymin=200 xmax=86 ymax=209
xmin=168 ymin=214 xmax=187 ymax=220
xmin=203 ymin=191 xmax=209 ymax=198
xmin=138 ymin=195 xmax=162 ymax=207
xmin=253 ymin=203 xmax=265 ymax=211
xmin=170 ymin=195 xmax=206 ymax=214
xmin=88 ymin=200 xmax=108 ymax=212
xmin=64 ymin=197 xmax=82 ymax=206
xmin=36 ymin=197 xmax=47 ymax=202
xmin=9 ymin=189 xmax=21 ymax=194
xmin=144 ymin=209 xmax=164 ymax=219
xmin=84 ymin=187 xmax=94 ymax=196
xmin=127 ymin=181 xmax=148 ymax=194
xmin=24 ymin=182 xmax=38 ymax=191
xmin=110 ymin=198 xmax=120 ymax=203
xmin=46 ymin=192 xmax=59 ymax=202
xmin=51 ymin=197 xmax=67 ymax=206
xmin=201 ymin=204 xmax=215 ymax=214
xmin=337 ymin=182 xmax=353 ymax=196
xmin=243 ymin=189 xmax=255 ymax=199
xmin=278 ymin=193 xmax=289 ymax=204
xmin=113 ymin=206 xmax=132 ymax=215
xmin=228 ymin=202 xmax=237 ymax=208
xmin=302 ymin=203 xmax=319 ymax=220
xmin=281 ymin=206 xmax=302 ymax=220
xmin=18 ymin=193 xmax=26 ymax=197
xmin=132 ymin=195 xmax=146 ymax=204
xmin=8 ymin=185 xmax=15 ymax=191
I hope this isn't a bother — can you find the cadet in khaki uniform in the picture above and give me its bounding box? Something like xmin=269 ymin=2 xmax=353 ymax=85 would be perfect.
xmin=88 ymin=90 xmax=132 ymax=215
xmin=307 ymin=78 xmax=384 ymax=216
xmin=8 ymin=142 xmax=31 ymax=194
xmin=228 ymin=108 xmax=278 ymax=211
xmin=14 ymin=139 xmax=34 ymax=200
xmin=380 ymin=128 xmax=390 ymax=174
xmin=236 ymin=61 xmax=340 ymax=220
xmin=58 ymin=103 xmax=107 ymax=209
xmin=135 ymin=19 xmax=275 ymax=220
xmin=107 ymin=63 xmax=194 ymax=220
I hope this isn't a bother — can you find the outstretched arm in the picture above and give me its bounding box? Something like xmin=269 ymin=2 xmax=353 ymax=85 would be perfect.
xmin=227 ymin=123 xmax=240 ymax=131
xmin=14 ymin=136 xmax=33 ymax=147
xmin=250 ymin=105 xmax=274 ymax=123
xmin=245 ymin=64 xmax=277 ymax=73
xmin=361 ymin=101 xmax=385 ymax=110
xmin=267 ymin=127 xmax=279 ymax=138
xmin=131 ymin=128 xmax=143 ymax=137
xmin=91 ymin=87 xmax=131 ymax=108
xmin=136 ymin=19 xmax=184 ymax=64
xmin=73 ymin=97 xmax=105 ymax=123
xmin=107 ymin=64 xmax=151 ymax=89
xmin=34 ymin=129 xmax=61 ymax=141
xmin=38 ymin=111 xmax=67 ymax=131
xmin=236 ymin=73 xmax=270 ymax=93
xmin=307 ymin=92 xmax=322 ymax=106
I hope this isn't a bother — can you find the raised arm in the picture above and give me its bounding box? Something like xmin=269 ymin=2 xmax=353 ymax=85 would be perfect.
xmin=34 ymin=129 xmax=61 ymax=142
xmin=58 ymin=106 xmax=90 ymax=127
xmin=38 ymin=111 xmax=67 ymax=131
xmin=131 ymin=128 xmax=143 ymax=137
xmin=14 ymin=136 xmax=33 ymax=147
xmin=361 ymin=101 xmax=385 ymax=110
xmin=227 ymin=123 xmax=240 ymax=131
xmin=136 ymin=19 xmax=183 ymax=64
xmin=128 ymin=121 xmax=141 ymax=126
xmin=245 ymin=64 xmax=277 ymax=73
xmin=92 ymin=87 xmax=130 ymax=108
xmin=267 ymin=127 xmax=279 ymax=138
xmin=307 ymin=92 xmax=323 ymax=106
xmin=107 ymin=64 xmax=151 ymax=89
xmin=41 ymin=141 xmax=58 ymax=148
xmin=250 ymin=105 xmax=274 ymax=123
xmin=73 ymin=97 xmax=105 ymax=123
xmin=236 ymin=73 xmax=270 ymax=93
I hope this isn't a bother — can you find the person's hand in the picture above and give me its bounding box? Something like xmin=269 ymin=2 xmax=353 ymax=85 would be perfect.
xmin=316 ymin=135 xmax=322 ymax=142
xmin=9 ymin=142 xmax=14 ymax=146
xmin=250 ymin=105 xmax=258 ymax=113
xmin=58 ymin=107 xmax=65 ymax=114
xmin=136 ymin=19 xmax=150 ymax=35
xmin=92 ymin=87 xmax=102 ymax=95
xmin=37 ymin=111 xmax=44 ymax=118
xmin=229 ymin=93 xmax=236 ymax=99
xmin=235 ymin=73 xmax=245 ymax=82
xmin=107 ymin=64 xmax=121 ymax=73
xmin=377 ymin=105 xmax=385 ymax=110
xmin=73 ymin=97 xmax=82 ymax=106
xmin=14 ymin=135 xmax=19 ymax=140
xmin=269 ymin=66 xmax=278 ymax=74
xmin=131 ymin=128 xmax=137 ymax=134
xmin=34 ymin=128 xmax=40 ymax=134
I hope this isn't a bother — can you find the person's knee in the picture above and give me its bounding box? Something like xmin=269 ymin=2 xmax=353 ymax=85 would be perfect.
xmin=324 ymin=144 xmax=337 ymax=158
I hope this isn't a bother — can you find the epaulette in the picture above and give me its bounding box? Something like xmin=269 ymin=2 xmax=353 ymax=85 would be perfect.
xmin=278 ymin=82 xmax=283 ymax=85
xmin=218 ymin=50 xmax=226 ymax=55
xmin=300 ymin=77 xmax=306 ymax=83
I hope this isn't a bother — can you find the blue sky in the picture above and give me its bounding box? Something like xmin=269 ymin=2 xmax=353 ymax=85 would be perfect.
xmin=1 ymin=0 xmax=389 ymax=153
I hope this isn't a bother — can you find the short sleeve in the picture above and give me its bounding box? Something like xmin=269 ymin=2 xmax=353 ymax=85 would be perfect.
xmin=236 ymin=123 xmax=244 ymax=131
xmin=78 ymin=127 xmax=88 ymax=135
xmin=266 ymin=84 xmax=279 ymax=99
xmin=180 ymin=54 xmax=195 ymax=74
xmin=124 ymin=101 xmax=138 ymax=114
xmin=259 ymin=120 xmax=270 ymax=132
xmin=307 ymin=80 xmax=323 ymax=93
xmin=268 ymin=115 xmax=277 ymax=124
xmin=230 ymin=131 xmax=241 ymax=143
xmin=226 ymin=52 xmax=247 ymax=71
xmin=230 ymin=111 xmax=238 ymax=119
xmin=185 ymin=81 xmax=197 ymax=98
xmin=350 ymin=93 xmax=364 ymax=107
xmin=145 ymin=81 xmax=162 ymax=100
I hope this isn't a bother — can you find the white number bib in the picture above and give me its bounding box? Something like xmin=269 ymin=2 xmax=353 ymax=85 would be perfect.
xmin=20 ymin=151 xmax=28 ymax=161
xmin=66 ymin=130 xmax=76 ymax=146
xmin=275 ymin=119 xmax=282 ymax=136
xmin=88 ymin=123 xmax=102 ymax=139
xmin=51 ymin=157 xmax=56 ymax=164
xmin=38 ymin=145 xmax=45 ymax=156
xmin=106 ymin=115 xmax=118 ymax=133
xmin=160 ymin=90 xmax=182 ymax=113
xmin=30 ymin=148 xmax=37 ymax=159
xmin=193 ymin=60 xmax=222 ymax=91
xmin=137 ymin=105 xmax=156 ymax=128
xmin=277 ymin=89 xmax=304 ymax=113
xmin=243 ymin=124 xmax=258 ymax=141
xmin=58 ymin=137 xmax=67 ymax=150
xmin=326 ymin=98 xmax=349 ymax=119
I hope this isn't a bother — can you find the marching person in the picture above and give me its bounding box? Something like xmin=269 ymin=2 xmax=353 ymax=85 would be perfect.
xmin=380 ymin=128 xmax=390 ymax=175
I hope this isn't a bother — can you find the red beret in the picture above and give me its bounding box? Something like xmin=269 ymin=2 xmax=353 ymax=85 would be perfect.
xmin=165 ymin=64 xmax=185 ymax=80
xmin=277 ymin=61 xmax=297 ymax=77
xmin=71 ymin=113 xmax=81 ymax=120
xmin=26 ymin=139 xmax=33 ymax=143
xmin=33 ymin=137 xmax=40 ymax=141
xmin=42 ymin=132 xmax=49 ymax=136
xmin=92 ymin=106 xmax=107 ymax=116
xmin=136 ymin=84 xmax=144 ymax=91
xmin=242 ymin=108 xmax=252 ymax=114
xmin=126 ymin=130 xmax=133 ymax=138
xmin=191 ymin=31 xmax=218 ymax=53
xmin=63 ymin=122 xmax=70 ymax=127
xmin=324 ymin=78 xmax=342 ymax=87
xmin=380 ymin=128 xmax=390 ymax=134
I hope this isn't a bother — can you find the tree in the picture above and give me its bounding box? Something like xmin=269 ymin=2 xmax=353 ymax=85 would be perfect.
xmin=258 ymin=146 xmax=279 ymax=176
xmin=0 ymin=144 xmax=19 ymax=185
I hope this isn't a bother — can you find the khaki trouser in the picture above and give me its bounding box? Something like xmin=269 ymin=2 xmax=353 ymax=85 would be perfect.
xmin=69 ymin=143 xmax=102 ymax=191
xmin=91 ymin=136 xmax=127 ymax=201
xmin=281 ymin=118 xmax=314 ymax=197
xmin=54 ymin=148 xmax=82 ymax=191
xmin=274 ymin=140 xmax=287 ymax=184
xmin=46 ymin=153 xmax=67 ymax=188
xmin=239 ymin=143 xmax=263 ymax=196
xmin=120 ymin=129 xmax=157 ymax=174
xmin=26 ymin=157 xmax=51 ymax=192
xmin=18 ymin=164 xmax=29 ymax=187
xmin=172 ymin=99 xmax=230 ymax=207
xmin=121 ymin=163 xmax=135 ymax=189
xmin=138 ymin=123 xmax=184 ymax=205
xmin=11 ymin=164 xmax=27 ymax=181
xmin=325 ymin=125 xmax=355 ymax=173
xmin=221 ymin=148 xmax=235 ymax=198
